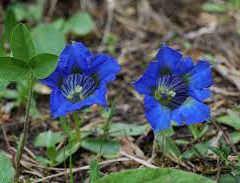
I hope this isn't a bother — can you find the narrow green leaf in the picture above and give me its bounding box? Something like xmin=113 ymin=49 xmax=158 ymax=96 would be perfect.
xmin=11 ymin=23 xmax=35 ymax=62
xmin=0 ymin=57 xmax=30 ymax=81
xmin=188 ymin=125 xmax=200 ymax=139
xmin=31 ymin=24 xmax=66 ymax=55
xmin=64 ymin=12 xmax=94 ymax=35
xmin=29 ymin=53 xmax=59 ymax=79
xmin=0 ymin=152 xmax=15 ymax=183
xmin=96 ymin=168 xmax=216 ymax=183
xmin=90 ymin=159 xmax=100 ymax=183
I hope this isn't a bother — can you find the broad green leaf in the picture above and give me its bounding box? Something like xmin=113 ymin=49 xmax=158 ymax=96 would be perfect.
xmin=11 ymin=23 xmax=35 ymax=62
xmin=0 ymin=57 xmax=30 ymax=81
xmin=0 ymin=89 xmax=18 ymax=99
xmin=55 ymin=142 xmax=81 ymax=164
xmin=81 ymin=138 xmax=120 ymax=157
xmin=10 ymin=1 xmax=46 ymax=21
xmin=0 ymin=152 xmax=15 ymax=183
xmin=35 ymin=156 xmax=51 ymax=166
xmin=182 ymin=141 xmax=209 ymax=159
xmin=90 ymin=159 xmax=100 ymax=183
xmin=34 ymin=130 xmax=65 ymax=148
xmin=217 ymin=109 xmax=240 ymax=130
xmin=0 ymin=80 xmax=9 ymax=90
xmin=29 ymin=53 xmax=59 ymax=79
xmin=202 ymin=3 xmax=227 ymax=13
xmin=218 ymin=174 xmax=238 ymax=183
xmin=96 ymin=168 xmax=216 ymax=183
xmin=229 ymin=131 xmax=240 ymax=144
xmin=31 ymin=24 xmax=66 ymax=55
xmin=98 ymin=123 xmax=149 ymax=137
xmin=4 ymin=8 xmax=17 ymax=42
xmin=157 ymin=127 xmax=174 ymax=137
xmin=156 ymin=134 xmax=181 ymax=158
xmin=0 ymin=34 xmax=7 ymax=56
xmin=50 ymin=18 xmax=65 ymax=30
xmin=64 ymin=12 xmax=94 ymax=35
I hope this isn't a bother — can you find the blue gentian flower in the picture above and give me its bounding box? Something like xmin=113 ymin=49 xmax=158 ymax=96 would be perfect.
xmin=41 ymin=42 xmax=120 ymax=118
xmin=133 ymin=44 xmax=212 ymax=131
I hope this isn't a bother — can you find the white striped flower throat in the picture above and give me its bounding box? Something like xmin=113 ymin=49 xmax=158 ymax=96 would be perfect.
xmin=61 ymin=74 xmax=96 ymax=103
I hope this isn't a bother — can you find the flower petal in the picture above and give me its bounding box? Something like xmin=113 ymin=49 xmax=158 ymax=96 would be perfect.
xmin=188 ymin=60 xmax=213 ymax=90
xmin=41 ymin=68 xmax=64 ymax=90
xmin=157 ymin=44 xmax=182 ymax=73
xmin=173 ymin=97 xmax=210 ymax=125
xmin=88 ymin=54 xmax=120 ymax=84
xmin=133 ymin=61 xmax=159 ymax=95
xmin=50 ymin=90 xmax=73 ymax=118
xmin=144 ymin=95 xmax=171 ymax=131
xmin=188 ymin=88 xmax=211 ymax=101
xmin=58 ymin=42 xmax=93 ymax=75
xmin=172 ymin=57 xmax=194 ymax=75
xmin=68 ymin=85 xmax=107 ymax=112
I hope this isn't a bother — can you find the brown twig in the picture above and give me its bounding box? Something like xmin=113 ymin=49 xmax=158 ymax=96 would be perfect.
xmin=211 ymin=119 xmax=238 ymax=154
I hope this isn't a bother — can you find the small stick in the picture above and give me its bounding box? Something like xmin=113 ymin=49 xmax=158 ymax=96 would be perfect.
xmin=211 ymin=119 xmax=238 ymax=154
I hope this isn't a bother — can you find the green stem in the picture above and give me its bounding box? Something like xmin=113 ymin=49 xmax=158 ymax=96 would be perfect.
xmin=73 ymin=112 xmax=81 ymax=142
xmin=15 ymin=73 xmax=34 ymax=180
xmin=69 ymin=149 xmax=74 ymax=183
xmin=60 ymin=117 xmax=71 ymax=137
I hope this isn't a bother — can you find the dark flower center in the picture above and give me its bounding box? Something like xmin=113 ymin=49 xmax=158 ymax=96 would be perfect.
xmin=61 ymin=74 xmax=96 ymax=103
xmin=154 ymin=75 xmax=188 ymax=109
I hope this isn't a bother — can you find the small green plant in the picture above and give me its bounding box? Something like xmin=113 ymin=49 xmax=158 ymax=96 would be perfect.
xmin=0 ymin=23 xmax=59 ymax=179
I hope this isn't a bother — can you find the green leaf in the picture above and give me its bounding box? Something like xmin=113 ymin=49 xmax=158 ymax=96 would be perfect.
xmin=156 ymin=133 xmax=181 ymax=158
xmin=4 ymin=8 xmax=17 ymax=42
xmin=11 ymin=23 xmax=35 ymax=62
xmin=229 ymin=131 xmax=240 ymax=144
xmin=90 ymin=159 xmax=100 ymax=183
xmin=202 ymin=3 xmax=227 ymax=13
xmin=188 ymin=124 xmax=208 ymax=139
xmin=31 ymin=24 xmax=66 ymax=55
xmin=0 ymin=57 xmax=30 ymax=81
xmin=64 ymin=12 xmax=94 ymax=35
xmin=0 ymin=152 xmax=15 ymax=183
xmin=29 ymin=53 xmax=59 ymax=79
xmin=0 ymin=80 xmax=9 ymax=90
xmin=96 ymin=168 xmax=216 ymax=183
xmin=182 ymin=141 xmax=209 ymax=159
xmin=217 ymin=109 xmax=240 ymax=130
xmin=34 ymin=130 xmax=65 ymax=148
xmin=55 ymin=142 xmax=81 ymax=164
xmin=35 ymin=156 xmax=51 ymax=166
xmin=98 ymin=123 xmax=149 ymax=137
xmin=81 ymin=138 xmax=120 ymax=157
xmin=0 ymin=33 xmax=7 ymax=56
xmin=218 ymin=174 xmax=238 ymax=183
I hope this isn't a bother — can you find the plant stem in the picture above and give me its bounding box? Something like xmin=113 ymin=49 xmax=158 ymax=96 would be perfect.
xmin=15 ymin=73 xmax=34 ymax=180
xmin=60 ymin=117 xmax=71 ymax=137
xmin=69 ymin=149 xmax=74 ymax=183
xmin=73 ymin=112 xmax=81 ymax=142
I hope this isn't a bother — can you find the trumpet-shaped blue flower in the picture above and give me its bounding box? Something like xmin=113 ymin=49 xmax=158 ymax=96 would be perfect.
xmin=134 ymin=44 xmax=212 ymax=131
xmin=41 ymin=42 xmax=120 ymax=118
